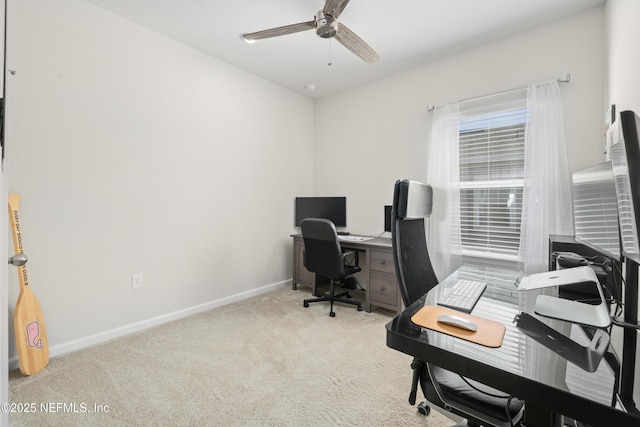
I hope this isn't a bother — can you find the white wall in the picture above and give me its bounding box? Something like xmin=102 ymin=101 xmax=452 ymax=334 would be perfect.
xmin=314 ymin=7 xmax=606 ymax=236
xmin=606 ymin=0 xmax=640 ymax=114
xmin=5 ymin=0 xmax=314 ymax=361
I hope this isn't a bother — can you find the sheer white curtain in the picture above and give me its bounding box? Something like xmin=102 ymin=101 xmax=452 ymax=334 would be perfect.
xmin=427 ymin=103 xmax=462 ymax=279
xmin=518 ymin=80 xmax=573 ymax=273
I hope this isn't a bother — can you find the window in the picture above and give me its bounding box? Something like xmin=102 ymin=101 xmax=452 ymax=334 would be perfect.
xmin=458 ymin=91 xmax=527 ymax=265
xmin=429 ymin=81 xmax=569 ymax=274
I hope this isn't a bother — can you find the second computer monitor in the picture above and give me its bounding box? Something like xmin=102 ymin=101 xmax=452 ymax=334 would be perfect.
xmin=611 ymin=110 xmax=640 ymax=264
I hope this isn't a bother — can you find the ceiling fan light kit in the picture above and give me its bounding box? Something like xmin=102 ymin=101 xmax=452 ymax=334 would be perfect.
xmin=242 ymin=0 xmax=379 ymax=64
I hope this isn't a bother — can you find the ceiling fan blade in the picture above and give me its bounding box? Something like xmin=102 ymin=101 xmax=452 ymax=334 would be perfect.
xmin=242 ymin=20 xmax=315 ymax=42
xmin=323 ymin=0 xmax=350 ymax=19
xmin=335 ymin=23 xmax=379 ymax=64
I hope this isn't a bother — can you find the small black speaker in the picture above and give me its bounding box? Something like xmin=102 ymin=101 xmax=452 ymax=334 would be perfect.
xmin=384 ymin=205 xmax=392 ymax=232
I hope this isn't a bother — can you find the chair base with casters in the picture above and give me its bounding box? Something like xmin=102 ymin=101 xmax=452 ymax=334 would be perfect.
xmin=303 ymin=277 xmax=363 ymax=317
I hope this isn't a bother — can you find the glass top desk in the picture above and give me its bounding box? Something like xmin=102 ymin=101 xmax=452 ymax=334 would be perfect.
xmin=385 ymin=264 xmax=639 ymax=427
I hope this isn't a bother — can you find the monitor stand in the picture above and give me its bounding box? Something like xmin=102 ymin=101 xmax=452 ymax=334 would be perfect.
xmin=518 ymin=266 xmax=612 ymax=328
xmin=515 ymin=312 xmax=610 ymax=372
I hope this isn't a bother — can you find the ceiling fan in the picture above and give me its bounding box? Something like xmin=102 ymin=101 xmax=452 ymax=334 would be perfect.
xmin=242 ymin=0 xmax=379 ymax=64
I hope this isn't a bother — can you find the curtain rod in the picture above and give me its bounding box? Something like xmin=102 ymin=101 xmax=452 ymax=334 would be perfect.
xmin=426 ymin=73 xmax=571 ymax=112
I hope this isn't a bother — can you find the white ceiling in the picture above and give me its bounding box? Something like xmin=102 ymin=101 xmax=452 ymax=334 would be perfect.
xmin=82 ymin=0 xmax=605 ymax=99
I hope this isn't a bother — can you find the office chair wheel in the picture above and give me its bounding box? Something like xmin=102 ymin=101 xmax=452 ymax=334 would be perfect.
xmin=417 ymin=401 xmax=430 ymax=415
xmin=303 ymin=301 xmax=309 ymax=308
xmin=357 ymin=306 xmax=363 ymax=311
xmin=330 ymin=311 xmax=336 ymax=317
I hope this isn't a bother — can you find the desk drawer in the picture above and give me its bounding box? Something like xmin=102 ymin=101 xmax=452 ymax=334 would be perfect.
xmin=370 ymin=250 xmax=395 ymax=274
xmin=369 ymin=272 xmax=398 ymax=306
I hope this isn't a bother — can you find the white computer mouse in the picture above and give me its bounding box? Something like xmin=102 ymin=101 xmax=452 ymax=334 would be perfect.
xmin=437 ymin=314 xmax=478 ymax=332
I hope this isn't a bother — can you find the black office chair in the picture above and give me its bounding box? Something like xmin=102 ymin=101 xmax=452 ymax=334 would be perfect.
xmin=301 ymin=218 xmax=363 ymax=317
xmin=391 ymin=179 xmax=525 ymax=427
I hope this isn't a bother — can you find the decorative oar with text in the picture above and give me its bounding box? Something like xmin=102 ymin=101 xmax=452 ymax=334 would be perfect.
xmin=8 ymin=193 xmax=49 ymax=375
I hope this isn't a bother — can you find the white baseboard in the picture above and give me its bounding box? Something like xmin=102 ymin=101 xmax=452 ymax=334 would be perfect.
xmin=9 ymin=280 xmax=291 ymax=371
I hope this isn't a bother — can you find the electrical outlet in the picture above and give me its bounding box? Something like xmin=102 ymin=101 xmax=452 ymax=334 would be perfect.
xmin=131 ymin=273 xmax=144 ymax=290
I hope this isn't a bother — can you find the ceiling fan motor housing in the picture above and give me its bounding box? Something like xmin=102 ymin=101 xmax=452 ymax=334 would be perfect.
xmin=315 ymin=11 xmax=338 ymax=38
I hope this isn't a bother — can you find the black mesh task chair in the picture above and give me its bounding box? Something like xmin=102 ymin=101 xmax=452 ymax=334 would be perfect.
xmin=301 ymin=218 xmax=363 ymax=317
xmin=391 ymin=179 xmax=525 ymax=427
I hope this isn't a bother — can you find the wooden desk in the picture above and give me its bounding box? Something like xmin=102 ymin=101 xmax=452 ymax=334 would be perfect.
xmin=291 ymin=234 xmax=401 ymax=314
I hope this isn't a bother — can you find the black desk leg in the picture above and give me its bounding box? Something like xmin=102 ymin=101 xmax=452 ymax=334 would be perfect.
xmin=523 ymin=402 xmax=563 ymax=427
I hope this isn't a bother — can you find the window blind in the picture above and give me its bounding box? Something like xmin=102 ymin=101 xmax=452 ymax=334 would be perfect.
xmin=458 ymin=91 xmax=527 ymax=262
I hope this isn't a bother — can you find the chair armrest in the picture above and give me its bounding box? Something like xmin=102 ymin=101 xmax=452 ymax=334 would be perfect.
xmin=341 ymin=250 xmax=359 ymax=267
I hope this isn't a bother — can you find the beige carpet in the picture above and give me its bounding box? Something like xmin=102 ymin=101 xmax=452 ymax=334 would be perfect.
xmin=9 ymin=287 xmax=454 ymax=426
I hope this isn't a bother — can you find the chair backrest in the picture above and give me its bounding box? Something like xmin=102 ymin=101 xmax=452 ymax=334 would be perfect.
xmin=391 ymin=179 xmax=439 ymax=307
xmin=301 ymin=218 xmax=343 ymax=279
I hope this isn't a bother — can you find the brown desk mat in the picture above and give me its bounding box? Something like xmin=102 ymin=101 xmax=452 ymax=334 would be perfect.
xmin=411 ymin=305 xmax=506 ymax=348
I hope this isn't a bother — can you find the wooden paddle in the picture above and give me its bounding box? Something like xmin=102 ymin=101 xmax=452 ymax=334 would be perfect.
xmin=8 ymin=193 xmax=49 ymax=375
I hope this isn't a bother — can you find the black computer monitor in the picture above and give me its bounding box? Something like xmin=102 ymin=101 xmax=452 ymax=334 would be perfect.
xmin=610 ymin=110 xmax=640 ymax=406
xmin=610 ymin=110 xmax=640 ymax=264
xmin=294 ymin=197 xmax=347 ymax=227
xmin=572 ymin=161 xmax=621 ymax=261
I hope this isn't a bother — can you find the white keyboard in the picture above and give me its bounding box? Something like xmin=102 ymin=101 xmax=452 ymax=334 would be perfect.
xmin=437 ymin=279 xmax=487 ymax=313
xmin=338 ymin=235 xmax=372 ymax=242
